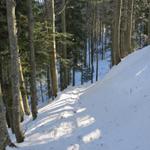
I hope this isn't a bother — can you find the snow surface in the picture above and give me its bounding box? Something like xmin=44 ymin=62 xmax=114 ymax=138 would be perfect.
xmin=7 ymin=46 xmax=150 ymax=150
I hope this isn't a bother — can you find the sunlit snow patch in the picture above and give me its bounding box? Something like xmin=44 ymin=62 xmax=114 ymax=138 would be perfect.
xmin=77 ymin=115 xmax=95 ymax=128
xmin=82 ymin=129 xmax=101 ymax=144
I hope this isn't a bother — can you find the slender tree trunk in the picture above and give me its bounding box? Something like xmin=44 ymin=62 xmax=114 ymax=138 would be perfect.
xmin=91 ymin=34 xmax=94 ymax=83
xmin=6 ymin=0 xmax=24 ymax=142
xmin=84 ymin=41 xmax=87 ymax=67
xmin=112 ymin=0 xmax=122 ymax=65
xmin=96 ymin=46 xmax=99 ymax=81
xmin=72 ymin=65 xmax=75 ymax=86
xmin=91 ymin=3 xmax=95 ymax=83
xmin=101 ymin=23 xmax=104 ymax=60
xmin=40 ymin=75 xmax=44 ymax=103
xmin=47 ymin=65 xmax=51 ymax=98
xmin=104 ymin=25 xmax=107 ymax=54
xmin=126 ymin=0 xmax=134 ymax=53
xmin=95 ymin=1 xmax=99 ymax=82
xmin=61 ymin=0 xmax=68 ymax=90
xmin=19 ymin=59 xmax=30 ymax=115
xmin=120 ymin=0 xmax=128 ymax=57
xmin=88 ymin=37 xmax=91 ymax=68
xmin=50 ymin=0 xmax=58 ymax=98
xmin=27 ymin=0 xmax=38 ymax=120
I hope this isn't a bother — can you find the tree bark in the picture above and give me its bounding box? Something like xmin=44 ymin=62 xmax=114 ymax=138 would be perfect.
xmin=47 ymin=65 xmax=52 ymax=98
xmin=0 ymin=61 xmax=14 ymax=132
xmin=120 ymin=0 xmax=128 ymax=57
xmin=19 ymin=59 xmax=30 ymax=116
xmin=126 ymin=0 xmax=134 ymax=53
xmin=45 ymin=0 xmax=58 ymax=98
xmin=0 ymin=84 xmax=12 ymax=150
xmin=6 ymin=0 xmax=24 ymax=142
xmin=112 ymin=0 xmax=122 ymax=65
xmin=60 ymin=0 xmax=68 ymax=91
xmin=27 ymin=0 xmax=38 ymax=120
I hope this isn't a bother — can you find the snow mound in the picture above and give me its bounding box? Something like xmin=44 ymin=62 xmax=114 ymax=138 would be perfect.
xmin=7 ymin=46 xmax=150 ymax=150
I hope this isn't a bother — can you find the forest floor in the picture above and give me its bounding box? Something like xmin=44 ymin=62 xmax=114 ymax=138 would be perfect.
xmin=7 ymin=46 xmax=150 ymax=150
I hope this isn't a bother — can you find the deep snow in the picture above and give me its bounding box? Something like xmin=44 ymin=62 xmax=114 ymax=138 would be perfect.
xmin=7 ymin=46 xmax=150 ymax=150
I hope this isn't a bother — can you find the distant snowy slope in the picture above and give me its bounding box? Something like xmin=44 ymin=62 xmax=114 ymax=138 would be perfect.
xmin=7 ymin=46 xmax=150 ymax=150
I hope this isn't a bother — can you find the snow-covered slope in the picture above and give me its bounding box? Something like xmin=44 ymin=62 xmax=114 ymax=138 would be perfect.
xmin=7 ymin=46 xmax=150 ymax=150
xmin=80 ymin=46 xmax=150 ymax=150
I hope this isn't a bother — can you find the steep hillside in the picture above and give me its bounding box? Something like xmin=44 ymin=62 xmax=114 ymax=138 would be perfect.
xmin=80 ymin=46 xmax=150 ymax=150
xmin=7 ymin=46 xmax=150 ymax=150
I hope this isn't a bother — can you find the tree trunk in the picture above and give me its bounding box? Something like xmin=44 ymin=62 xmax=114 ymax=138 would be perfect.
xmin=47 ymin=65 xmax=52 ymax=98
xmin=60 ymin=0 xmax=68 ymax=90
xmin=91 ymin=34 xmax=94 ymax=83
xmin=45 ymin=0 xmax=58 ymax=98
xmin=91 ymin=3 xmax=95 ymax=83
xmin=126 ymin=0 xmax=134 ymax=53
xmin=6 ymin=0 xmax=24 ymax=142
xmin=0 ymin=84 xmax=12 ymax=150
xmin=101 ymin=23 xmax=104 ymax=60
xmin=27 ymin=0 xmax=38 ymax=120
xmin=72 ymin=65 xmax=75 ymax=86
xmin=19 ymin=59 xmax=30 ymax=115
xmin=39 ymin=78 xmax=44 ymax=103
xmin=50 ymin=0 xmax=58 ymax=98
xmin=0 ymin=61 xmax=14 ymax=132
xmin=112 ymin=0 xmax=122 ymax=65
xmin=120 ymin=0 xmax=128 ymax=57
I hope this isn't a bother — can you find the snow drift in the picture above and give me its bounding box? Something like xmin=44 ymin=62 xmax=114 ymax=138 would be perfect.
xmin=7 ymin=46 xmax=150 ymax=150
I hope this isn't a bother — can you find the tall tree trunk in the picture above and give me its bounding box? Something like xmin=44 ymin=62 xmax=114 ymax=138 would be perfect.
xmin=60 ymin=0 xmax=68 ymax=90
xmin=90 ymin=2 xmax=95 ymax=83
xmin=27 ymin=0 xmax=38 ymax=120
xmin=101 ymin=23 xmax=104 ymax=60
xmin=45 ymin=0 xmax=58 ymax=98
xmin=126 ymin=0 xmax=134 ymax=53
xmin=6 ymin=0 xmax=24 ymax=142
xmin=95 ymin=1 xmax=99 ymax=82
xmin=0 ymin=84 xmax=12 ymax=150
xmin=112 ymin=0 xmax=122 ymax=65
xmin=50 ymin=0 xmax=58 ymax=98
xmin=120 ymin=0 xmax=128 ymax=57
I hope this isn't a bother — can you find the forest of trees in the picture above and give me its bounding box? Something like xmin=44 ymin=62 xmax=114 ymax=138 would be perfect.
xmin=0 ymin=0 xmax=150 ymax=149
